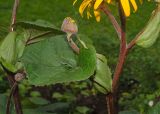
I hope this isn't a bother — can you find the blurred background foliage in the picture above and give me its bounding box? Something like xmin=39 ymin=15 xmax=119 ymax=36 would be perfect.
xmin=0 ymin=0 xmax=160 ymax=114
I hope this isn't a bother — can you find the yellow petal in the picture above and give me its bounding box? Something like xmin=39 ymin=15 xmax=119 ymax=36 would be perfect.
xmin=79 ymin=0 xmax=92 ymax=17
xmin=105 ymin=0 xmax=111 ymax=3
xmin=130 ymin=0 xmax=138 ymax=12
xmin=94 ymin=10 xmax=101 ymax=22
xmin=94 ymin=0 xmax=103 ymax=10
xmin=120 ymin=0 xmax=130 ymax=17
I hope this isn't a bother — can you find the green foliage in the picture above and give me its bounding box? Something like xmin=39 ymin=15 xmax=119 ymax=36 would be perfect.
xmin=119 ymin=102 xmax=160 ymax=114
xmin=75 ymin=106 xmax=91 ymax=114
xmin=21 ymin=35 xmax=96 ymax=86
xmin=148 ymin=102 xmax=160 ymax=114
xmin=0 ymin=0 xmax=159 ymax=113
xmin=119 ymin=110 xmax=140 ymax=114
xmin=0 ymin=32 xmax=17 ymax=63
xmin=94 ymin=54 xmax=112 ymax=94
xmin=28 ymin=97 xmax=50 ymax=105
xmin=15 ymin=20 xmax=64 ymax=34
xmin=0 ymin=19 xmax=65 ymax=74
xmin=52 ymin=92 xmax=76 ymax=102
xmin=0 ymin=32 xmax=18 ymax=72
xmin=0 ymin=94 xmax=70 ymax=114
xmin=15 ymin=31 xmax=29 ymax=59
xmin=136 ymin=5 xmax=160 ymax=48
xmin=37 ymin=102 xmax=70 ymax=114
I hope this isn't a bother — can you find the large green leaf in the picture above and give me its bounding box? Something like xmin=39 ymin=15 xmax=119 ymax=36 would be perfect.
xmin=15 ymin=20 xmax=64 ymax=34
xmin=93 ymin=54 xmax=112 ymax=94
xmin=21 ymin=35 xmax=96 ymax=86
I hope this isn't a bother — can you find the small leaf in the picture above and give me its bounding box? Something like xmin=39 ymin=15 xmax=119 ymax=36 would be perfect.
xmin=15 ymin=31 xmax=29 ymax=59
xmin=0 ymin=58 xmax=17 ymax=72
xmin=0 ymin=31 xmax=28 ymax=72
xmin=136 ymin=6 xmax=160 ymax=48
xmin=29 ymin=97 xmax=49 ymax=105
xmin=94 ymin=54 xmax=112 ymax=94
xmin=0 ymin=94 xmax=65 ymax=114
xmin=0 ymin=32 xmax=18 ymax=72
xmin=37 ymin=102 xmax=69 ymax=114
xmin=76 ymin=106 xmax=91 ymax=114
xmin=0 ymin=32 xmax=17 ymax=63
xmin=21 ymin=35 xmax=96 ymax=86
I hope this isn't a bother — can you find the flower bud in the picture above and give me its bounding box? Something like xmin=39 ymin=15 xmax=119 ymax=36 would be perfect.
xmin=61 ymin=17 xmax=78 ymax=35
xmin=15 ymin=73 xmax=25 ymax=82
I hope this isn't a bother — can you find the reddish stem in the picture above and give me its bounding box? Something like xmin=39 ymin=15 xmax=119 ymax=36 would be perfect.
xmin=100 ymin=4 xmax=121 ymax=40
xmin=127 ymin=35 xmax=139 ymax=50
xmin=10 ymin=0 xmax=19 ymax=31
xmin=106 ymin=93 xmax=118 ymax=114
xmin=112 ymin=2 xmax=127 ymax=93
xmin=6 ymin=73 xmax=23 ymax=114
xmin=6 ymin=82 xmax=17 ymax=114
xmin=101 ymin=2 xmax=131 ymax=114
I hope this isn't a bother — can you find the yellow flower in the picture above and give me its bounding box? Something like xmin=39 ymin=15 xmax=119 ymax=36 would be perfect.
xmin=73 ymin=0 xmax=143 ymax=21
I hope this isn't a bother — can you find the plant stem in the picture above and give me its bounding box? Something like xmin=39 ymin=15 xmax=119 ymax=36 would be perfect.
xmin=106 ymin=31 xmax=127 ymax=114
xmin=26 ymin=31 xmax=53 ymax=45
xmin=101 ymin=2 xmax=130 ymax=114
xmin=100 ymin=4 xmax=121 ymax=40
xmin=10 ymin=0 xmax=19 ymax=31
xmin=106 ymin=92 xmax=118 ymax=114
xmin=6 ymin=82 xmax=17 ymax=114
xmin=112 ymin=2 xmax=127 ymax=93
xmin=7 ymin=75 xmax=23 ymax=114
xmin=6 ymin=0 xmax=23 ymax=114
xmin=127 ymin=35 xmax=139 ymax=50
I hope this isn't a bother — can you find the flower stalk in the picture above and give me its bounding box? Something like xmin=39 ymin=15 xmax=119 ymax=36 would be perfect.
xmin=100 ymin=1 xmax=138 ymax=114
